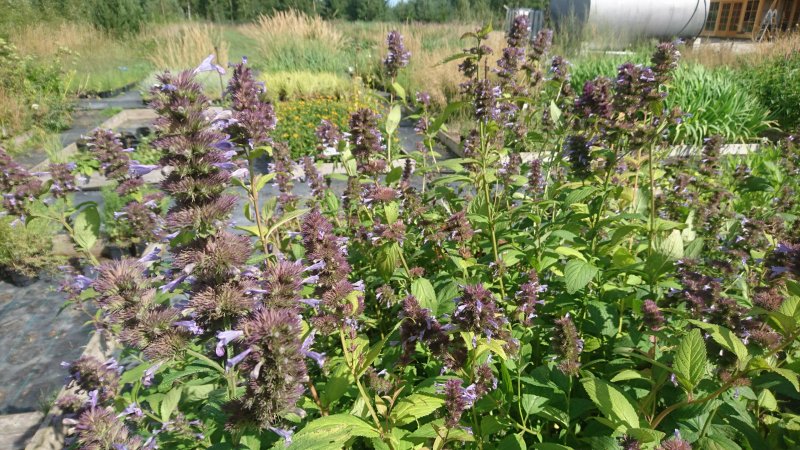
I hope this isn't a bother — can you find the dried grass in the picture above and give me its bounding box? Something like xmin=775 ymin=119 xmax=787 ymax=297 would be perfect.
xmin=242 ymin=10 xmax=343 ymax=47
xmin=0 ymin=87 xmax=25 ymax=139
xmin=9 ymin=21 xmax=108 ymax=58
xmin=148 ymin=22 xmax=229 ymax=71
xmin=684 ymin=33 xmax=800 ymax=68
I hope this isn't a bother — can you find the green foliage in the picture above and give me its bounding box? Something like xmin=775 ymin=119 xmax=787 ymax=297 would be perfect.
xmin=0 ymin=215 xmax=62 ymax=277
xmin=668 ymin=64 xmax=773 ymax=144
xmin=0 ymin=38 xmax=73 ymax=140
xmin=740 ymin=51 xmax=800 ymax=132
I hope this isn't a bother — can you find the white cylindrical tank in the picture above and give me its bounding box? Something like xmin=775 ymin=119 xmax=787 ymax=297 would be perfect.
xmin=550 ymin=0 xmax=709 ymax=38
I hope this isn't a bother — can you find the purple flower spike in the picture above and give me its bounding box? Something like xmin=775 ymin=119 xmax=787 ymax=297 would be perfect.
xmin=216 ymin=330 xmax=244 ymax=357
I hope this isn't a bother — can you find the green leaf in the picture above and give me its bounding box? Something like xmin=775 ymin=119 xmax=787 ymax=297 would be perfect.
xmin=498 ymin=434 xmax=526 ymax=450
xmin=384 ymin=201 xmax=399 ymax=224
xmin=564 ymin=259 xmax=599 ymax=294
xmin=549 ymin=100 xmax=562 ymax=125
xmin=386 ymin=105 xmax=402 ymax=135
xmin=265 ymin=208 xmax=309 ymax=241
xmin=240 ymin=433 xmax=261 ymax=450
xmin=772 ymin=367 xmax=800 ymax=392
xmin=657 ymin=229 xmax=684 ymax=260
xmin=674 ymin=329 xmax=707 ymax=392
xmin=687 ymin=320 xmax=748 ymax=366
xmin=376 ymin=242 xmax=400 ymax=280
xmin=411 ymin=278 xmax=437 ymax=313
xmin=391 ymin=82 xmax=406 ymax=102
xmin=555 ymin=246 xmax=587 ymax=262
xmin=758 ymin=389 xmax=778 ymax=411
xmin=390 ymin=392 xmax=444 ymax=425
xmin=385 ymin=167 xmax=403 ymax=185
xmin=160 ymin=387 xmax=181 ymax=422
xmin=289 ymin=414 xmax=380 ymax=450
xmin=72 ymin=205 xmax=100 ymax=252
xmin=625 ymin=428 xmax=665 ymax=444
xmin=580 ymin=377 xmax=640 ymax=430
xmin=611 ymin=370 xmax=647 ymax=383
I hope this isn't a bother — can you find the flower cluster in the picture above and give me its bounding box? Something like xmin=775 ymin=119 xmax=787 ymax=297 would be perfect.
xmin=0 ymin=146 xmax=44 ymax=216
xmin=553 ymin=314 xmax=583 ymax=376
xmin=348 ymin=108 xmax=385 ymax=175
xmin=225 ymin=308 xmax=308 ymax=429
xmin=384 ymin=30 xmax=411 ymax=80
xmin=226 ymin=59 xmax=277 ymax=149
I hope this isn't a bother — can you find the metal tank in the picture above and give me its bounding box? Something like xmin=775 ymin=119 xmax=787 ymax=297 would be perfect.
xmin=550 ymin=0 xmax=709 ymax=39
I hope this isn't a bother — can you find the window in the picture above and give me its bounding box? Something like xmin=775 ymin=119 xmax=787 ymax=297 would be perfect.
xmin=742 ymin=0 xmax=759 ymax=33
xmin=719 ymin=3 xmax=731 ymax=31
xmin=706 ymin=1 xmax=721 ymax=31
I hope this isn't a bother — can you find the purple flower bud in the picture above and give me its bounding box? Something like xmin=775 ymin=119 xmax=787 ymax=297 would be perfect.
xmin=226 ymin=348 xmax=252 ymax=370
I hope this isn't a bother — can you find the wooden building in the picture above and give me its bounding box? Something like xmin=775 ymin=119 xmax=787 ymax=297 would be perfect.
xmin=702 ymin=0 xmax=800 ymax=39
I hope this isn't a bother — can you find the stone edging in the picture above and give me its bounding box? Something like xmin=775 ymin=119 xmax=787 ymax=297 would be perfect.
xmin=23 ymin=332 xmax=115 ymax=450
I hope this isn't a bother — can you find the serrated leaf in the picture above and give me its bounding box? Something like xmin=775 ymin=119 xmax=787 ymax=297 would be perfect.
xmin=390 ymin=393 xmax=444 ymax=425
xmin=758 ymin=389 xmax=778 ymax=411
xmin=555 ymin=246 xmax=587 ymax=262
xmin=160 ymin=387 xmax=181 ymax=422
xmin=564 ymin=259 xmax=599 ymax=294
xmin=376 ymin=242 xmax=400 ymax=280
xmin=772 ymin=367 xmax=800 ymax=392
xmin=611 ymin=370 xmax=646 ymax=383
xmin=657 ymin=229 xmax=684 ymax=260
xmin=687 ymin=320 xmax=748 ymax=365
xmin=411 ymin=278 xmax=437 ymax=313
xmin=289 ymin=414 xmax=380 ymax=449
xmin=499 ymin=434 xmax=526 ymax=449
xmin=674 ymin=329 xmax=707 ymax=392
xmin=72 ymin=206 xmax=100 ymax=252
xmin=580 ymin=377 xmax=640 ymax=429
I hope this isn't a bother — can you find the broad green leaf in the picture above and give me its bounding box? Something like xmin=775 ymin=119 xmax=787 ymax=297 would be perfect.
xmin=384 ymin=201 xmax=399 ymax=224
xmin=657 ymin=229 xmax=684 ymax=260
xmin=611 ymin=370 xmax=647 ymax=383
xmin=265 ymin=208 xmax=309 ymax=241
xmin=411 ymin=278 xmax=437 ymax=312
xmin=321 ymin=365 xmax=351 ymax=407
xmin=758 ymin=389 xmax=778 ymax=411
xmin=564 ymin=259 xmax=599 ymax=294
xmin=549 ymin=100 xmax=562 ymax=125
xmin=626 ymin=428 xmax=665 ymax=444
xmin=240 ymin=433 xmax=261 ymax=450
xmin=772 ymin=367 xmax=800 ymax=392
xmin=391 ymin=82 xmax=406 ymax=102
xmin=72 ymin=205 xmax=100 ymax=252
xmin=532 ymin=443 xmax=573 ymax=450
xmin=674 ymin=329 xmax=707 ymax=392
xmin=376 ymin=242 xmax=400 ymax=280
xmin=289 ymin=414 xmax=380 ymax=449
xmin=390 ymin=392 xmax=444 ymax=425
xmin=386 ymin=105 xmax=402 ymax=135
xmin=580 ymin=377 xmax=640 ymax=429
xmin=555 ymin=246 xmax=587 ymax=262
xmin=688 ymin=320 xmax=748 ymax=365
xmin=498 ymin=434 xmax=526 ymax=450
xmin=160 ymin=387 xmax=181 ymax=422
xmin=385 ymin=167 xmax=403 ymax=185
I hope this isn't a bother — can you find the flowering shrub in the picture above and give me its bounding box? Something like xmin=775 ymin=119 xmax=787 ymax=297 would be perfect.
xmin=3 ymin=24 xmax=800 ymax=450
